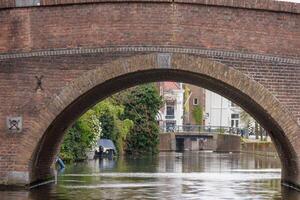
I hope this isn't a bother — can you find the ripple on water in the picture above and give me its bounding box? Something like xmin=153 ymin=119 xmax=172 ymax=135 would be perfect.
xmin=0 ymin=152 xmax=292 ymax=200
xmin=62 ymin=171 xmax=281 ymax=181
xmin=61 ymin=182 xmax=165 ymax=189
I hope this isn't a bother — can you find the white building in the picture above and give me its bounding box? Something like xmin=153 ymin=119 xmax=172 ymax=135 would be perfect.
xmin=158 ymin=82 xmax=184 ymax=131
xmin=205 ymin=90 xmax=242 ymax=128
xmin=158 ymin=84 xmax=243 ymax=130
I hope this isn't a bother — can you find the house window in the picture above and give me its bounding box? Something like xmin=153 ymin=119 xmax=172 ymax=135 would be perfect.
xmin=231 ymin=114 xmax=239 ymax=119
xmin=235 ymin=120 xmax=239 ymax=127
xmin=166 ymin=102 xmax=175 ymax=119
xmin=231 ymin=114 xmax=239 ymax=127
xmin=166 ymin=105 xmax=174 ymax=116
xmin=193 ymin=98 xmax=198 ymax=105
xmin=231 ymin=119 xmax=239 ymax=127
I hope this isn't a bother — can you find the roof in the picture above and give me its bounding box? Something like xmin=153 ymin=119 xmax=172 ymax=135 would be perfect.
xmin=162 ymin=82 xmax=181 ymax=90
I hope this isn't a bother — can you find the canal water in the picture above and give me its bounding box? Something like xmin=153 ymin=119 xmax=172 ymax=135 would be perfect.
xmin=2 ymin=151 xmax=300 ymax=200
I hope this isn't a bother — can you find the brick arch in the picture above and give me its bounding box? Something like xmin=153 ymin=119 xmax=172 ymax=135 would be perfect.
xmin=26 ymin=53 xmax=299 ymax=188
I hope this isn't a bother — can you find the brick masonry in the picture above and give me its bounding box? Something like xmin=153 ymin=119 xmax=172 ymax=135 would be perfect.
xmin=216 ymin=134 xmax=241 ymax=152
xmin=159 ymin=133 xmax=176 ymax=151
xmin=0 ymin=0 xmax=299 ymax=13
xmin=0 ymin=0 xmax=299 ymax=189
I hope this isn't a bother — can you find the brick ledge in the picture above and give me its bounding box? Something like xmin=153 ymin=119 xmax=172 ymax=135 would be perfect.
xmin=0 ymin=46 xmax=299 ymax=64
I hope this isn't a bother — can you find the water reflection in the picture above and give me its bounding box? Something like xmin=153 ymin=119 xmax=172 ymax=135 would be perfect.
xmin=2 ymin=152 xmax=300 ymax=200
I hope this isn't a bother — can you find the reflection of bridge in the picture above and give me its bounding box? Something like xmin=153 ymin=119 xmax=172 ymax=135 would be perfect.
xmin=159 ymin=125 xmax=241 ymax=152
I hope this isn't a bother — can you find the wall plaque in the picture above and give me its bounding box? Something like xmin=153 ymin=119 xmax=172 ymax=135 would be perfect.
xmin=157 ymin=53 xmax=172 ymax=68
xmin=6 ymin=116 xmax=23 ymax=133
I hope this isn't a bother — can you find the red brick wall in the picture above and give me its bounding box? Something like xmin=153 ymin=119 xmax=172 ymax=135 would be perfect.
xmin=0 ymin=1 xmax=299 ymax=187
xmin=0 ymin=2 xmax=299 ymax=56
xmin=0 ymin=0 xmax=299 ymax=13
xmin=184 ymin=84 xmax=206 ymax=125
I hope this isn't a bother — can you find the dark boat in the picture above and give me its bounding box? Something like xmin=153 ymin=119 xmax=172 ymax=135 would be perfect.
xmin=94 ymin=139 xmax=116 ymax=158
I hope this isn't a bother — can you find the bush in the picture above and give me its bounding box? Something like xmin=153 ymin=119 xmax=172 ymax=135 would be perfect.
xmin=60 ymin=110 xmax=101 ymax=162
xmin=123 ymin=84 xmax=163 ymax=155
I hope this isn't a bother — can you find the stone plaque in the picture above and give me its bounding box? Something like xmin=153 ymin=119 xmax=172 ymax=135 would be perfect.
xmin=157 ymin=53 xmax=171 ymax=68
xmin=15 ymin=0 xmax=40 ymax=7
xmin=6 ymin=116 xmax=23 ymax=133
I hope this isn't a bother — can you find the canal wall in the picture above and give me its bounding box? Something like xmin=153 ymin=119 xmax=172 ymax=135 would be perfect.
xmin=159 ymin=132 xmax=278 ymax=157
xmin=159 ymin=133 xmax=176 ymax=151
xmin=215 ymin=134 xmax=241 ymax=152
xmin=241 ymin=141 xmax=277 ymax=157
xmin=159 ymin=133 xmax=240 ymax=152
xmin=182 ymin=136 xmax=216 ymax=151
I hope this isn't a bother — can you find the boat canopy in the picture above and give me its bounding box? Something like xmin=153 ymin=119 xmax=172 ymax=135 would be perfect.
xmin=97 ymin=139 xmax=116 ymax=150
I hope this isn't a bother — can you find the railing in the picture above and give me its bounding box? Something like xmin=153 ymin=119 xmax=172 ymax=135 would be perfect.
xmin=160 ymin=125 xmax=245 ymax=135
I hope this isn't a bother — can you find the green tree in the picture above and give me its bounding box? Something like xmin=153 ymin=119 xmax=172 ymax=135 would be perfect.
xmin=60 ymin=110 xmax=101 ymax=162
xmin=99 ymin=113 xmax=115 ymax=139
xmin=60 ymin=84 xmax=161 ymax=161
xmin=93 ymin=99 xmax=133 ymax=154
xmin=123 ymin=84 xmax=163 ymax=155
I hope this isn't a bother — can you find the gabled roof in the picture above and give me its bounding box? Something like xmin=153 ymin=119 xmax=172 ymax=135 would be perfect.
xmin=162 ymin=82 xmax=180 ymax=90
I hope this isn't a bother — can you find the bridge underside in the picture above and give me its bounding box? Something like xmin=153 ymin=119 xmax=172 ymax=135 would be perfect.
xmin=0 ymin=0 xmax=299 ymax=190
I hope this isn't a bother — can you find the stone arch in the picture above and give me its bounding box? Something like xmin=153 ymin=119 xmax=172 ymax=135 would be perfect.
xmin=25 ymin=53 xmax=299 ymax=188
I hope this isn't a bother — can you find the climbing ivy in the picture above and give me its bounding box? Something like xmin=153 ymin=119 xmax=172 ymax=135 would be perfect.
xmin=192 ymin=105 xmax=203 ymax=125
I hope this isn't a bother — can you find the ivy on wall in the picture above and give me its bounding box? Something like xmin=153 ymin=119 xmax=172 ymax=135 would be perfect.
xmin=192 ymin=105 xmax=203 ymax=125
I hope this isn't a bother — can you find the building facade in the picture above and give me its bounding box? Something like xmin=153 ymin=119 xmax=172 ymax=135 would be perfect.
xmin=158 ymin=82 xmax=243 ymax=130
xmin=205 ymin=90 xmax=242 ymax=128
xmin=183 ymin=84 xmax=206 ymax=125
xmin=158 ymin=82 xmax=184 ymax=131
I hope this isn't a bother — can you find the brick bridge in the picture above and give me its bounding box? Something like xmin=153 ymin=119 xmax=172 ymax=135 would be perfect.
xmin=0 ymin=0 xmax=299 ymax=189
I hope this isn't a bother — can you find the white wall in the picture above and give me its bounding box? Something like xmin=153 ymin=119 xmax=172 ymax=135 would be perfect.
xmin=205 ymin=90 xmax=241 ymax=128
xmin=160 ymin=84 xmax=184 ymax=127
xmin=174 ymin=89 xmax=184 ymax=126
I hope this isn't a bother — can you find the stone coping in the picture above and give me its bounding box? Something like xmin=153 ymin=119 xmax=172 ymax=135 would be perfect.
xmin=0 ymin=0 xmax=299 ymax=14
xmin=0 ymin=46 xmax=299 ymax=65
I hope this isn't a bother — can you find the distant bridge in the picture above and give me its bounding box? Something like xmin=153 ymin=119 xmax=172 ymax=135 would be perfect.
xmin=159 ymin=127 xmax=241 ymax=152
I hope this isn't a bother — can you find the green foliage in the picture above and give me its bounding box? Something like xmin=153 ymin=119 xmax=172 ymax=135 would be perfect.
xmin=95 ymin=99 xmax=133 ymax=154
xmin=99 ymin=113 xmax=115 ymax=139
xmin=123 ymin=84 xmax=163 ymax=155
xmin=60 ymin=83 xmax=161 ymax=161
xmin=60 ymin=110 xmax=101 ymax=162
xmin=192 ymin=105 xmax=203 ymax=125
xmin=115 ymin=119 xmax=134 ymax=154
